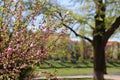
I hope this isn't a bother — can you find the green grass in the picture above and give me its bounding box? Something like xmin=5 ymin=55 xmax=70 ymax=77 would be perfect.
xmin=35 ymin=60 xmax=120 ymax=76
xmin=37 ymin=67 xmax=120 ymax=76
xmin=53 ymin=78 xmax=111 ymax=80
xmin=39 ymin=60 xmax=93 ymax=68
xmin=38 ymin=68 xmax=93 ymax=76
xmin=58 ymin=78 xmax=92 ymax=80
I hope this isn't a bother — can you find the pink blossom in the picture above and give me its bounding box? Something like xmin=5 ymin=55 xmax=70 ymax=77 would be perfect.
xmin=12 ymin=61 xmax=15 ymax=64
xmin=30 ymin=43 xmax=34 ymax=47
xmin=13 ymin=11 xmax=17 ymax=15
xmin=14 ymin=2 xmax=18 ymax=7
xmin=16 ymin=32 xmax=19 ymax=36
xmin=27 ymin=60 xmax=30 ymax=63
xmin=10 ymin=0 xmax=13 ymax=2
xmin=20 ymin=64 xmax=27 ymax=69
xmin=45 ymin=30 xmax=52 ymax=34
xmin=16 ymin=44 xmax=21 ymax=48
xmin=7 ymin=48 xmax=14 ymax=54
xmin=9 ymin=41 xmax=14 ymax=47
xmin=13 ymin=69 xmax=20 ymax=73
xmin=17 ymin=38 xmax=23 ymax=43
xmin=37 ymin=50 xmax=41 ymax=55
xmin=22 ymin=28 xmax=27 ymax=33
xmin=19 ymin=5 xmax=23 ymax=10
xmin=42 ymin=26 xmax=46 ymax=29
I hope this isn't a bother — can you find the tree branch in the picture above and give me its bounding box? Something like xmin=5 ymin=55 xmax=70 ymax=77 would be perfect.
xmin=56 ymin=10 xmax=93 ymax=43
xmin=62 ymin=23 xmax=93 ymax=43
xmin=104 ymin=16 xmax=120 ymax=42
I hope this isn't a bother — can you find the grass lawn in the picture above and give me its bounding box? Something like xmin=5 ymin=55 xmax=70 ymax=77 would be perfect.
xmin=56 ymin=78 xmax=92 ymax=80
xmin=37 ymin=67 xmax=120 ymax=76
xmin=38 ymin=68 xmax=93 ymax=76
xmin=35 ymin=60 xmax=120 ymax=76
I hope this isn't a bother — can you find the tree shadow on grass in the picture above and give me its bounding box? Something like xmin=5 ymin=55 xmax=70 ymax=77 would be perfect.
xmin=39 ymin=60 xmax=120 ymax=69
xmin=39 ymin=61 xmax=93 ymax=69
xmin=107 ymin=61 xmax=120 ymax=68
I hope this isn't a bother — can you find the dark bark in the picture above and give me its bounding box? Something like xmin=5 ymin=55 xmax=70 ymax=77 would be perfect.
xmin=94 ymin=70 xmax=104 ymax=80
xmin=93 ymin=0 xmax=106 ymax=80
xmin=104 ymin=16 xmax=120 ymax=43
xmin=93 ymin=37 xmax=106 ymax=80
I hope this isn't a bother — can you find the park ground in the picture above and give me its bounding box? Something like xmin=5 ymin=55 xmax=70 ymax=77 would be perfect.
xmin=34 ymin=60 xmax=120 ymax=80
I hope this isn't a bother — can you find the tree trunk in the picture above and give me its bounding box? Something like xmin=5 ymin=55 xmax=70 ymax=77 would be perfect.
xmin=93 ymin=0 xmax=106 ymax=79
xmin=93 ymin=37 xmax=106 ymax=80
xmin=93 ymin=43 xmax=106 ymax=80
xmin=81 ymin=39 xmax=86 ymax=60
xmin=94 ymin=70 xmax=104 ymax=80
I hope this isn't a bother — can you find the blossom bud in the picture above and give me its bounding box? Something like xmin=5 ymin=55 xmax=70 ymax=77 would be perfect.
xmin=7 ymin=48 xmax=14 ymax=54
